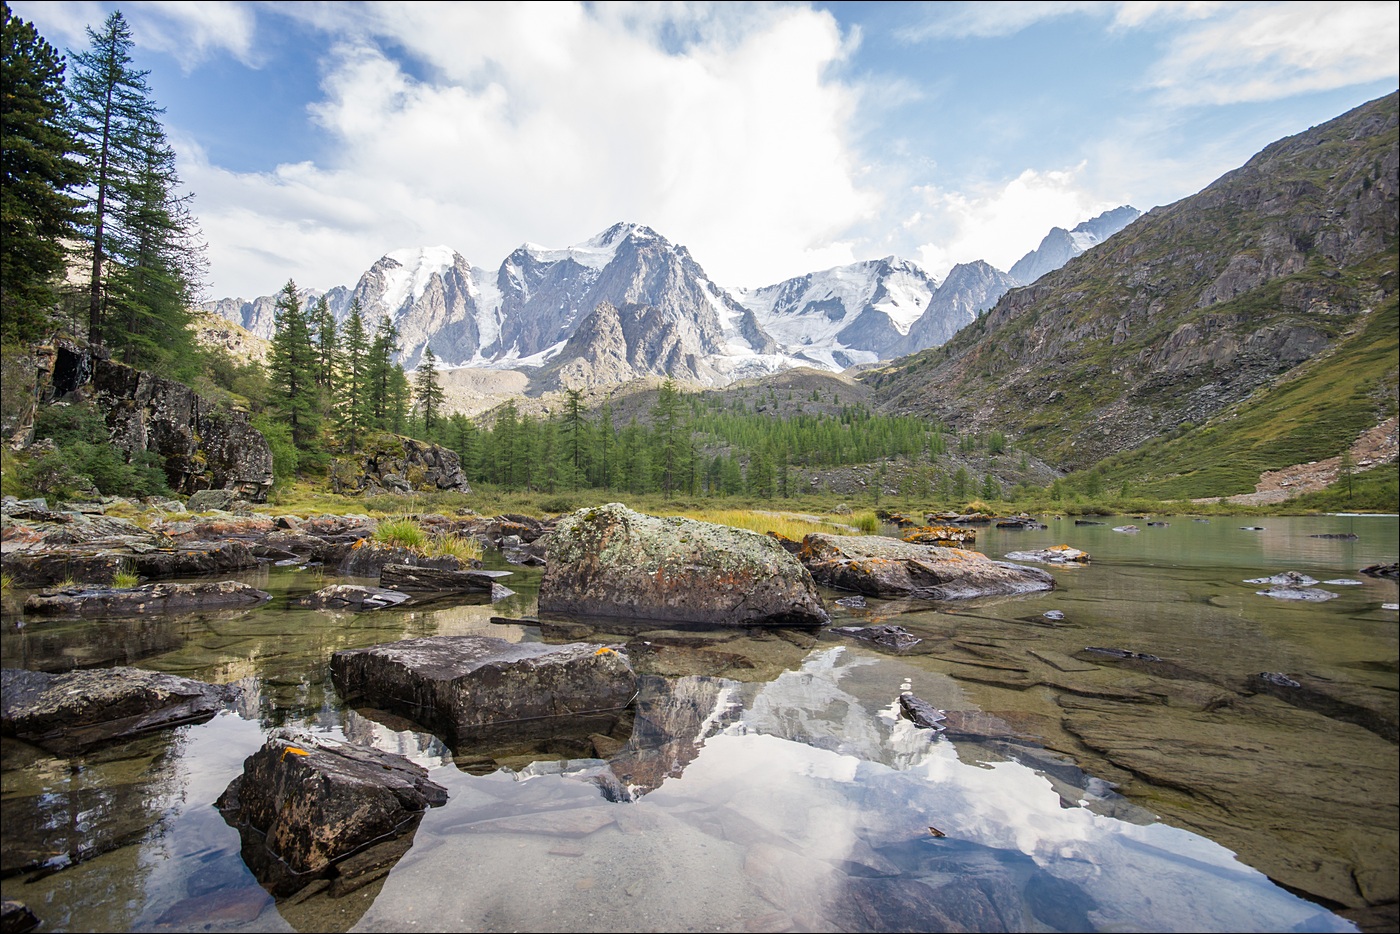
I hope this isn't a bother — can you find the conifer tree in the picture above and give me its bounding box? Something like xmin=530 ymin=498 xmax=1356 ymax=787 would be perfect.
xmin=338 ymin=299 xmax=369 ymax=440
xmin=310 ymin=295 xmax=336 ymax=388
xmin=1 ymin=2 xmax=86 ymax=343
xmin=66 ymin=10 xmax=162 ymax=348
xmin=268 ymin=280 xmax=320 ymax=451
xmin=413 ymin=345 xmax=444 ymax=438
xmin=103 ymin=112 xmax=204 ymax=372
xmin=365 ymin=315 xmax=399 ymax=430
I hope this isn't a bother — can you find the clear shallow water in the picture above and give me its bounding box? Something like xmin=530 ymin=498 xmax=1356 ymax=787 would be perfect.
xmin=1 ymin=514 xmax=1395 ymax=932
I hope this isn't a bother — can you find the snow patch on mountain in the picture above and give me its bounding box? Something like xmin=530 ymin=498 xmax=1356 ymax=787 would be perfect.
xmin=381 ymin=246 xmax=458 ymax=314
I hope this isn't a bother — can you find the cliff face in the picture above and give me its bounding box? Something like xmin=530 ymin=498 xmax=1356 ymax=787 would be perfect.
xmin=867 ymin=93 xmax=1399 ymax=470
xmin=23 ymin=342 xmax=275 ymax=501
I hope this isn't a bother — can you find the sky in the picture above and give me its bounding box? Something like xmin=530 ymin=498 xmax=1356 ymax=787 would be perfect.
xmin=13 ymin=1 xmax=1399 ymax=300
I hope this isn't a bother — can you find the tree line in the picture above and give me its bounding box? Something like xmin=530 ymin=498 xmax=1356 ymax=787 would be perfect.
xmin=2 ymin=3 xmax=204 ymax=375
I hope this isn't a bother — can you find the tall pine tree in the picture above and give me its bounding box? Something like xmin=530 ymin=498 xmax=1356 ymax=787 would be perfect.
xmin=66 ymin=10 xmax=160 ymax=349
xmin=1 ymin=2 xmax=86 ymax=343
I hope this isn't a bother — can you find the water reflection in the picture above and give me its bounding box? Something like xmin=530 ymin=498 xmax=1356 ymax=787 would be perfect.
xmin=2 ymin=515 xmax=1392 ymax=932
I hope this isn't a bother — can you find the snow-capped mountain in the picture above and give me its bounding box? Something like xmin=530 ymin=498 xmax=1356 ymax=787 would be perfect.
xmin=202 ymin=209 xmax=1140 ymax=388
xmin=488 ymin=222 xmax=780 ymax=383
xmin=1007 ymin=205 xmax=1141 ymax=286
xmin=734 ymin=257 xmax=939 ymax=368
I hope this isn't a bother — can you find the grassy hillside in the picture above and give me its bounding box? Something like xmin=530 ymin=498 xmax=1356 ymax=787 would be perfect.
xmin=1087 ymin=287 xmax=1397 ymax=498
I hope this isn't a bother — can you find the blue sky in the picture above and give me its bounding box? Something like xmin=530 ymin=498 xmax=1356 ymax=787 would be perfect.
xmin=13 ymin=1 xmax=1398 ymax=299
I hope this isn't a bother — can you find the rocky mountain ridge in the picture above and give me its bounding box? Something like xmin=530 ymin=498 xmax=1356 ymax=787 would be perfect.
xmin=203 ymin=209 xmax=1138 ymax=391
xmin=866 ymin=92 xmax=1399 ymax=475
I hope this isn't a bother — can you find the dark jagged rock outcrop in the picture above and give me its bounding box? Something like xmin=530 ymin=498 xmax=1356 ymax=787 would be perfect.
xmin=539 ymin=503 xmax=828 ymax=626
xmin=1 ymin=666 xmax=237 ymax=753
xmin=89 ymin=355 xmax=274 ymax=501
xmin=799 ymin=533 xmax=1054 ymax=600
xmin=331 ymin=635 xmax=637 ymax=748
xmin=216 ymin=733 xmax=447 ymax=898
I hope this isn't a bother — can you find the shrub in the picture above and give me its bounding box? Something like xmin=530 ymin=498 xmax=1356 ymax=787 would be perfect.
xmin=853 ymin=511 xmax=879 ymax=533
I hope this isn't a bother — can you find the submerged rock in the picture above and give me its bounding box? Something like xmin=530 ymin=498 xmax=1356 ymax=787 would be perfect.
xmin=1 ymin=666 xmax=236 ymax=753
xmin=1256 ymin=587 xmax=1338 ymax=602
xmin=798 ymin=534 xmax=1054 ymax=600
xmin=539 ymin=503 xmax=828 ymax=626
xmin=216 ymin=733 xmax=447 ymax=899
xmin=331 ymin=635 xmax=638 ymax=747
xmin=832 ymin=624 xmax=922 ymax=651
xmin=23 ymin=580 xmax=270 ymax=617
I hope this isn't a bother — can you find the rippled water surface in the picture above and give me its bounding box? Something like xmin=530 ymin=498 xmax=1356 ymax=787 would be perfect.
xmin=2 ymin=514 xmax=1396 ymax=932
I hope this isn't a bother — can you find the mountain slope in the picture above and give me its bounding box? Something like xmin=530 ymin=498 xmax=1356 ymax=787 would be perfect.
xmin=866 ymin=92 xmax=1399 ymax=476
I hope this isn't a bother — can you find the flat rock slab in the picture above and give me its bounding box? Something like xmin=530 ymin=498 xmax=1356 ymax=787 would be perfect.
xmin=296 ymin=585 xmax=412 ymax=610
xmin=540 ymin=503 xmax=828 ymax=626
xmin=216 ymin=733 xmax=446 ymax=898
xmin=798 ymin=534 xmax=1054 ymax=600
xmin=1 ymin=666 xmax=236 ymax=753
xmin=331 ymin=635 xmax=638 ymax=747
xmin=379 ymin=564 xmax=510 ymax=593
xmin=23 ymin=580 xmax=270 ymax=617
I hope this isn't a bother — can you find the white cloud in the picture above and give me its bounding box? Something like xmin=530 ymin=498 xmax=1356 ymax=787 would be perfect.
xmin=1146 ymin=2 xmax=1400 ymax=105
xmin=896 ymin=1 xmax=1105 ymax=41
xmin=186 ymin=2 xmax=877 ymax=295
xmin=125 ymin=1 xmax=260 ymax=70
xmin=12 ymin=1 xmax=260 ymax=67
xmin=911 ymin=167 xmax=1117 ymax=277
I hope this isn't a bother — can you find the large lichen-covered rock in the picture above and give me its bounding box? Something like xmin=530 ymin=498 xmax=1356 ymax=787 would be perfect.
xmin=1 ymin=666 xmax=237 ymax=753
xmin=539 ymin=503 xmax=829 ymax=626
xmin=216 ymin=733 xmax=447 ymax=898
xmin=331 ymin=635 xmax=637 ymax=747
xmin=798 ymin=533 xmax=1055 ymax=600
xmin=91 ymin=357 xmax=273 ymax=502
xmin=329 ymin=432 xmax=471 ymax=495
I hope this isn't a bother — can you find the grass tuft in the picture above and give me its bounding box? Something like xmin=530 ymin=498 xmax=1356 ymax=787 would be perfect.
xmin=374 ymin=517 xmax=428 ymax=550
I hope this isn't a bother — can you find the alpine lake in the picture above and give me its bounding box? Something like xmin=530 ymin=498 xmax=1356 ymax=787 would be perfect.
xmin=2 ymin=513 xmax=1396 ymax=933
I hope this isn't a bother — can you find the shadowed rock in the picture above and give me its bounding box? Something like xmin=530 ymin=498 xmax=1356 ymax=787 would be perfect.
xmin=331 ymin=635 xmax=638 ymax=748
xmin=1 ymin=666 xmax=236 ymax=753
xmin=216 ymin=733 xmax=447 ymax=899
xmin=540 ymin=503 xmax=828 ymax=626
xmin=798 ymin=534 xmax=1054 ymax=600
